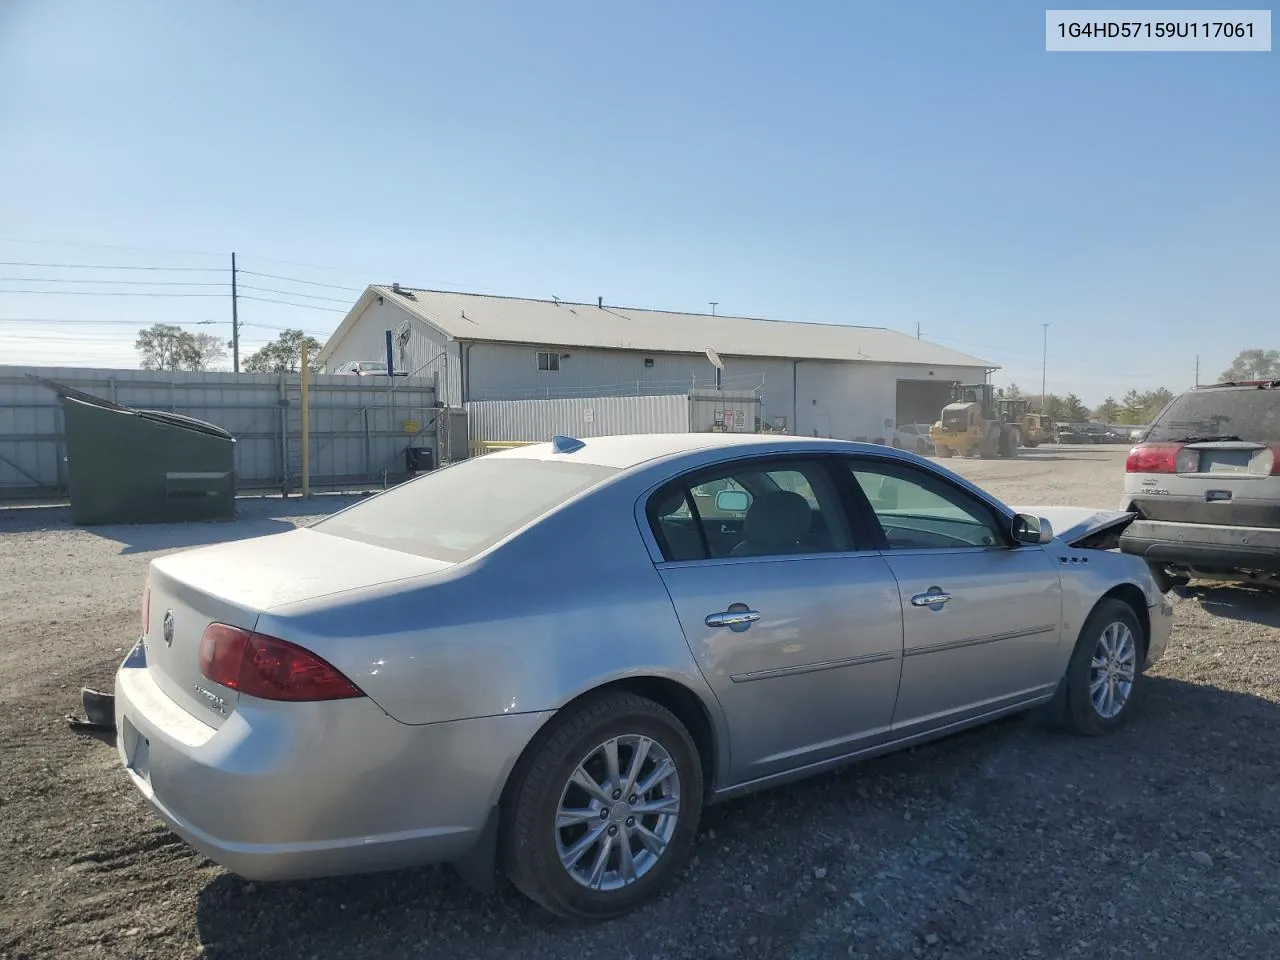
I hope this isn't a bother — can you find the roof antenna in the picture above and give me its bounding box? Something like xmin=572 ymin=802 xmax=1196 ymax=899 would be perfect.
xmin=710 ymin=302 xmax=718 ymax=316
xmin=552 ymin=295 xmax=561 ymax=306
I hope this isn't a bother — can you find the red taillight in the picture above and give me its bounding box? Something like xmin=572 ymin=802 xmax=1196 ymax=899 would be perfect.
xmin=198 ymin=624 xmax=365 ymax=702
xmin=141 ymin=586 xmax=150 ymax=637
xmin=1126 ymin=443 xmax=1185 ymax=473
xmin=1267 ymin=444 xmax=1280 ymax=476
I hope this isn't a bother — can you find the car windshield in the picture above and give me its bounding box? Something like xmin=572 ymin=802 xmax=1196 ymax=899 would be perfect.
xmin=1144 ymin=388 xmax=1280 ymax=444
xmin=313 ymin=456 xmax=619 ymax=561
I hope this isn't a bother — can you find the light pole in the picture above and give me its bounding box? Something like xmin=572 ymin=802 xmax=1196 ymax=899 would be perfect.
xmin=1040 ymin=323 xmax=1048 ymax=411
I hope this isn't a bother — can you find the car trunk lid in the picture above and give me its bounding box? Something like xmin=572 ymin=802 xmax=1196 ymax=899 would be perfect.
xmin=142 ymin=528 xmax=452 ymax=726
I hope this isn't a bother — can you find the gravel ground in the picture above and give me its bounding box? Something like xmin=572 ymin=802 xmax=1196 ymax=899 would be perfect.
xmin=2 ymin=446 xmax=1278 ymax=960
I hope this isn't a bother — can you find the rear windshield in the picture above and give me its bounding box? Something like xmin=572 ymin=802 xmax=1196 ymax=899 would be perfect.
xmin=313 ymin=456 xmax=619 ymax=561
xmin=1145 ymin=387 xmax=1280 ymax=443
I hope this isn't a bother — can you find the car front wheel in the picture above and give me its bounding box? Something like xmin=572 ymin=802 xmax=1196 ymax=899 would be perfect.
xmin=1058 ymin=598 xmax=1145 ymax=736
xmin=503 ymin=691 xmax=703 ymax=920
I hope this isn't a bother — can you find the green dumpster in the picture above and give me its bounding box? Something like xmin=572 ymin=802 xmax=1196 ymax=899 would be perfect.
xmin=42 ymin=379 xmax=237 ymax=525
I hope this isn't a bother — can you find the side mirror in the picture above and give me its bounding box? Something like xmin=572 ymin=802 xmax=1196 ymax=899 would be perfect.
xmin=1012 ymin=513 xmax=1054 ymax=545
xmin=715 ymin=489 xmax=750 ymax=513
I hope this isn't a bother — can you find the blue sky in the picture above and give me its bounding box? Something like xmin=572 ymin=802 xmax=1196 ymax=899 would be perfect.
xmin=0 ymin=0 xmax=1275 ymax=404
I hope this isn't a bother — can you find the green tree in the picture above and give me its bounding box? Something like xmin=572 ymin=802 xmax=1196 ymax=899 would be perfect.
xmin=1220 ymin=348 xmax=1280 ymax=383
xmin=1002 ymin=383 xmax=1023 ymax=399
xmin=1119 ymin=390 xmax=1147 ymax=424
xmin=136 ymin=323 xmax=197 ymax=371
xmin=1062 ymin=393 xmax=1090 ymax=422
xmin=1039 ymin=394 xmax=1066 ymax=420
xmin=1117 ymin=387 xmax=1174 ymax=424
xmin=243 ymin=329 xmax=323 ymax=373
xmin=1094 ymin=396 xmax=1120 ymax=422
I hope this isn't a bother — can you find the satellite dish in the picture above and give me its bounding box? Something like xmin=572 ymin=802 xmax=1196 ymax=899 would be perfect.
xmin=705 ymin=347 xmax=724 ymax=370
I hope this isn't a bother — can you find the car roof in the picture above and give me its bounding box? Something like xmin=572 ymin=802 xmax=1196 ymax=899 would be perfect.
xmin=484 ymin=432 xmax=895 ymax=470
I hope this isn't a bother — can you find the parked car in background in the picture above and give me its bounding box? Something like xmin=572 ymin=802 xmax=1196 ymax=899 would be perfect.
xmin=334 ymin=360 xmax=389 ymax=376
xmin=1119 ymin=380 xmax=1280 ymax=591
xmin=1055 ymin=422 xmax=1086 ymax=443
xmin=114 ymin=433 xmax=1172 ymax=921
xmin=893 ymin=422 xmax=935 ymax=453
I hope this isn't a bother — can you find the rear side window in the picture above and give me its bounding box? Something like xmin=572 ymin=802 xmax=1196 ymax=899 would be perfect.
xmin=315 ymin=457 xmax=618 ymax=561
xmin=1145 ymin=387 xmax=1280 ymax=443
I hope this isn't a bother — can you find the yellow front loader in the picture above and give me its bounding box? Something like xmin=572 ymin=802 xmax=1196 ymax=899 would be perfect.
xmin=930 ymin=383 xmax=1021 ymax=459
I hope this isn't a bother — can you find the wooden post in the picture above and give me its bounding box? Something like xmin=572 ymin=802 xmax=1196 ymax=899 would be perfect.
xmin=300 ymin=344 xmax=311 ymax=498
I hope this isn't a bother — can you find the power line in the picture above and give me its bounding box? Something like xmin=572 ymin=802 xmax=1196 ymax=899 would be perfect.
xmin=0 ymin=260 xmax=224 ymax=272
xmin=235 ymin=269 xmax=362 ymax=292
xmin=0 ymin=236 xmax=226 ymax=258
xmin=238 ymin=294 xmax=346 ymax=312
xmin=237 ymin=283 xmax=351 ymax=303
xmin=0 ymin=288 xmax=227 ymax=298
xmin=0 ymin=276 xmax=226 ymax=287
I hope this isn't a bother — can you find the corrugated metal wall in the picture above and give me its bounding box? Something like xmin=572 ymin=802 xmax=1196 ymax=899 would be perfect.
xmin=0 ymin=366 xmax=438 ymax=501
xmin=466 ymin=394 xmax=690 ymax=445
xmin=465 ymin=391 xmax=764 ymax=450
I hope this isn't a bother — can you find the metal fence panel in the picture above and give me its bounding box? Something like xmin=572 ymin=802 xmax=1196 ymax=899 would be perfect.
xmin=687 ymin=392 xmax=762 ymax=433
xmin=0 ymin=366 xmax=437 ymax=500
xmin=465 ymin=394 xmax=692 ymax=447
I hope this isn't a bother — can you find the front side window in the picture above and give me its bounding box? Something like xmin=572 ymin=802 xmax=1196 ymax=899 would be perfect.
xmin=315 ymin=456 xmax=617 ymax=561
xmin=647 ymin=458 xmax=851 ymax=561
xmin=844 ymin=459 xmax=1006 ymax=550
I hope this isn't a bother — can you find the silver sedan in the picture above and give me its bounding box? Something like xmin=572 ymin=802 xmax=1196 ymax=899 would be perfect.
xmin=114 ymin=433 xmax=1173 ymax=920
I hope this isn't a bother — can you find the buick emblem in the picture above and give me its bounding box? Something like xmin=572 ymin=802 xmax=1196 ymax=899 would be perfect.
xmin=162 ymin=610 xmax=175 ymax=647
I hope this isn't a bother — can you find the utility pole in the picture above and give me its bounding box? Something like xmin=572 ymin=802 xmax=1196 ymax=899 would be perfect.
xmin=916 ymin=322 xmax=921 ymax=339
xmin=231 ymin=251 xmax=240 ymax=373
xmin=709 ymin=302 xmax=718 ymax=316
xmin=1195 ymin=354 xmax=1200 ymax=386
xmin=1040 ymin=323 xmax=1049 ymax=410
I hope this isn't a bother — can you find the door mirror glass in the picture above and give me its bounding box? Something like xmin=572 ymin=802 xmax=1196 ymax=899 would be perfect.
xmin=1012 ymin=513 xmax=1054 ymax=545
xmin=715 ymin=489 xmax=750 ymax=513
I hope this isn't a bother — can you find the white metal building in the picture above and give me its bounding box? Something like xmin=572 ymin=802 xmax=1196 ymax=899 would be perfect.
xmin=316 ymin=286 xmax=995 ymax=441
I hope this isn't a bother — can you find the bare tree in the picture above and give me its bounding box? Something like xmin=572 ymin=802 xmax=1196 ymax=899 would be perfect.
xmin=135 ymin=323 xmax=198 ymax=371
xmin=1220 ymin=349 xmax=1280 ymax=382
xmin=188 ymin=332 xmax=229 ymax=371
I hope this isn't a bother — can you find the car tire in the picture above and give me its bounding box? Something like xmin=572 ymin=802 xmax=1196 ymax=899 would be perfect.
xmin=1056 ymin=598 xmax=1146 ymax=737
xmin=502 ymin=691 xmax=704 ymax=921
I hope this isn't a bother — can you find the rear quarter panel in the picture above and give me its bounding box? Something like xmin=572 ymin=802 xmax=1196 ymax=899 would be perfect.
xmin=255 ymin=472 xmax=722 ymax=737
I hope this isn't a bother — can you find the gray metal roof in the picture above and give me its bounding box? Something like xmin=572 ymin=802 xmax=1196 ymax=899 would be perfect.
xmin=323 ymin=286 xmax=994 ymax=368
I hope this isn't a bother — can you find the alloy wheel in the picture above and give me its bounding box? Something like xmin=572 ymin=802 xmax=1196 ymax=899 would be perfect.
xmin=1089 ymin=621 xmax=1137 ymax=720
xmin=554 ymin=734 xmax=682 ymax=891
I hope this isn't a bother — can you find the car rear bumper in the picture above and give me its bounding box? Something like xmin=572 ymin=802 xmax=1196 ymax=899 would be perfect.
xmin=114 ymin=639 xmax=552 ymax=881
xmin=1119 ymin=519 xmax=1280 ymax=573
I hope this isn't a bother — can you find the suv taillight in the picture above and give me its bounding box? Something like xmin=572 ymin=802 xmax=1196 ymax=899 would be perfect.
xmin=1126 ymin=443 xmax=1180 ymax=473
xmin=198 ymin=624 xmax=365 ymax=702
xmin=1125 ymin=442 xmax=1201 ymax=474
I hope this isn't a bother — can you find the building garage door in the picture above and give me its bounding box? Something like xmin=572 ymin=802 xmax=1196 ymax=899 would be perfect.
xmin=895 ymin=379 xmax=954 ymax=427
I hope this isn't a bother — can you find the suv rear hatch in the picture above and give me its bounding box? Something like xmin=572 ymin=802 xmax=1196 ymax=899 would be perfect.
xmin=1123 ymin=382 xmax=1280 ymax=527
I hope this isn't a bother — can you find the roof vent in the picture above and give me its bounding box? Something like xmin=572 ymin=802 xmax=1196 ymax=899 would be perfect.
xmin=550 ymin=435 xmax=585 ymax=454
xmin=390 ymin=282 xmax=416 ymax=300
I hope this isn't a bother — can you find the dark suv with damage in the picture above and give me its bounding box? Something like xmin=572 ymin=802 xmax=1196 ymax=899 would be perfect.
xmin=1118 ymin=380 xmax=1280 ymax=591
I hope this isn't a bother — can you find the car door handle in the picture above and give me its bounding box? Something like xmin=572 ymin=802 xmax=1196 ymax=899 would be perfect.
xmin=910 ymin=590 xmax=951 ymax=607
xmin=705 ymin=609 xmax=761 ymax=627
